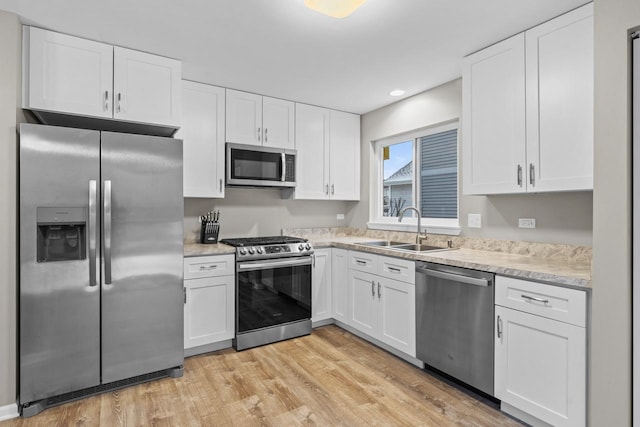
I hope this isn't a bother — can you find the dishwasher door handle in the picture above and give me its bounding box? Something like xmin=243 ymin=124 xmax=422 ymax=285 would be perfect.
xmin=418 ymin=267 xmax=490 ymax=287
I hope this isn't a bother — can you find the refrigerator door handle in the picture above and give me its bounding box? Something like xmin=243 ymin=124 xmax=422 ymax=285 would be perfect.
xmin=88 ymin=180 xmax=98 ymax=286
xmin=104 ymin=180 xmax=112 ymax=285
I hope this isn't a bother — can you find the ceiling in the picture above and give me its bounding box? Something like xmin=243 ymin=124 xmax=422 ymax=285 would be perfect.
xmin=0 ymin=0 xmax=589 ymax=114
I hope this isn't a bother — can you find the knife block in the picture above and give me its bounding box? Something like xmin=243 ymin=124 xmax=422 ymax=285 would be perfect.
xmin=200 ymin=221 xmax=220 ymax=244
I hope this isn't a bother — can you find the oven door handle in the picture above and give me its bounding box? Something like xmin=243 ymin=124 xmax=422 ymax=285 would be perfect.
xmin=238 ymin=257 xmax=312 ymax=272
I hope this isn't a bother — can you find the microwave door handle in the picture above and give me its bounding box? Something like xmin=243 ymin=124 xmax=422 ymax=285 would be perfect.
xmin=281 ymin=153 xmax=286 ymax=182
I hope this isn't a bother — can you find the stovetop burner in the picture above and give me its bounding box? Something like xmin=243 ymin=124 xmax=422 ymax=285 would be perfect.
xmin=220 ymin=236 xmax=307 ymax=247
xmin=220 ymin=236 xmax=313 ymax=261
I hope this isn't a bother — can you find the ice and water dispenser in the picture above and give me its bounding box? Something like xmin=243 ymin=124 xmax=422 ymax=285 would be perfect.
xmin=36 ymin=207 xmax=86 ymax=262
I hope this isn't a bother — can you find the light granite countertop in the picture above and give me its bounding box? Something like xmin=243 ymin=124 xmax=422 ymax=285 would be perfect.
xmin=183 ymin=233 xmax=591 ymax=289
xmin=301 ymin=234 xmax=591 ymax=290
xmin=184 ymin=242 xmax=235 ymax=257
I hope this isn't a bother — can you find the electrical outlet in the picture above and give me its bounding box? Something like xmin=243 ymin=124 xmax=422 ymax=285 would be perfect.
xmin=468 ymin=213 xmax=482 ymax=228
xmin=336 ymin=213 xmax=345 ymax=220
xmin=519 ymin=218 xmax=536 ymax=229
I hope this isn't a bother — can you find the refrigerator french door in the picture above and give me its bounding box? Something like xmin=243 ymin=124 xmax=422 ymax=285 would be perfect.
xmin=19 ymin=124 xmax=184 ymax=412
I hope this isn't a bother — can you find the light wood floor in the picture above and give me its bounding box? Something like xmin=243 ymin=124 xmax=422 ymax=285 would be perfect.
xmin=3 ymin=325 xmax=522 ymax=426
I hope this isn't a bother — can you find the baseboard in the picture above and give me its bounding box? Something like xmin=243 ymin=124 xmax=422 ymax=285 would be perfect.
xmin=501 ymin=402 xmax=552 ymax=427
xmin=0 ymin=403 xmax=19 ymax=421
xmin=184 ymin=339 xmax=233 ymax=357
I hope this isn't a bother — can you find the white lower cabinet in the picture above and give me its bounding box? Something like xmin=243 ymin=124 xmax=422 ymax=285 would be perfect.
xmin=183 ymin=255 xmax=235 ymax=350
xmin=494 ymin=276 xmax=586 ymax=427
xmin=348 ymin=252 xmax=416 ymax=357
xmin=331 ymin=248 xmax=350 ymax=324
xmin=311 ymin=248 xmax=332 ymax=323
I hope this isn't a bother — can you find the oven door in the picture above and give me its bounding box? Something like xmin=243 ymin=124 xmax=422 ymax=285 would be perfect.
xmin=236 ymin=256 xmax=312 ymax=334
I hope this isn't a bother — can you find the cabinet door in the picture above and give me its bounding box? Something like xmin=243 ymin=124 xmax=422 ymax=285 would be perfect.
xmin=294 ymin=103 xmax=330 ymax=199
xmin=311 ymin=249 xmax=332 ymax=322
xmin=331 ymin=248 xmax=350 ymax=324
xmin=378 ymin=277 xmax=416 ymax=356
xmin=495 ymin=306 xmax=586 ymax=427
xmin=226 ymin=89 xmax=263 ymax=146
xmin=348 ymin=270 xmax=378 ymax=336
xmin=113 ymin=46 xmax=181 ymax=127
xmin=24 ymin=26 xmax=113 ymax=119
xmin=462 ymin=33 xmax=526 ymax=195
xmin=184 ymin=276 xmax=235 ymax=349
xmin=525 ymin=4 xmax=593 ymax=192
xmin=329 ymin=110 xmax=360 ymax=200
xmin=263 ymin=96 xmax=295 ymax=150
xmin=177 ymin=81 xmax=225 ymax=198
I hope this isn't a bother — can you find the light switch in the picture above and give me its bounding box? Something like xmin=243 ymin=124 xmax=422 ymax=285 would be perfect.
xmin=468 ymin=213 xmax=482 ymax=228
xmin=336 ymin=213 xmax=345 ymax=220
xmin=518 ymin=218 xmax=536 ymax=228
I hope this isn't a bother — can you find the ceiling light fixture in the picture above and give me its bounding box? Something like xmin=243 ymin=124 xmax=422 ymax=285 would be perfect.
xmin=389 ymin=89 xmax=405 ymax=97
xmin=304 ymin=0 xmax=367 ymax=19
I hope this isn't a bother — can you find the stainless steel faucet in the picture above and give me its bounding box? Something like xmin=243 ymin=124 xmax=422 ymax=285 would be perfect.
xmin=398 ymin=206 xmax=427 ymax=244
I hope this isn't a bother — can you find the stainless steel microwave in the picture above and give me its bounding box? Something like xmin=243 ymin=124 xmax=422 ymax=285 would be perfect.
xmin=226 ymin=143 xmax=296 ymax=188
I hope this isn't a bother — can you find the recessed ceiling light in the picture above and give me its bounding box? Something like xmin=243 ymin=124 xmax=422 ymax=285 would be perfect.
xmin=389 ymin=90 xmax=405 ymax=97
xmin=304 ymin=0 xmax=367 ymax=19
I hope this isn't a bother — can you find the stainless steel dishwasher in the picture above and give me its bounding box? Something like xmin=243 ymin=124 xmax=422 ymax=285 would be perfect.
xmin=416 ymin=262 xmax=495 ymax=396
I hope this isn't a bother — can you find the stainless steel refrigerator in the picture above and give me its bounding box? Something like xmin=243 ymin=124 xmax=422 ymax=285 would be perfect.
xmin=19 ymin=123 xmax=184 ymax=416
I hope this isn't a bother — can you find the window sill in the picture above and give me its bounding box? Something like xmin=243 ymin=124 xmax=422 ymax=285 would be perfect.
xmin=366 ymin=221 xmax=462 ymax=236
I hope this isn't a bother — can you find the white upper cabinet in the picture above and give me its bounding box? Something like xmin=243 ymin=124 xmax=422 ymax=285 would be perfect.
xmin=525 ymin=3 xmax=594 ymax=192
xmin=462 ymin=4 xmax=593 ymax=195
xmin=462 ymin=34 xmax=526 ymax=195
xmin=295 ymin=103 xmax=360 ymax=200
xmin=329 ymin=110 xmax=361 ymax=200
xmin=23 ymin=26 xmax=114 ymax=119
xmin=176 ymin=81 xmax=225 ymax=198
xmin=295 ymin=103 xmax=331 ymax=199
xmin=23 ymin=26 xmax=181 ymax=129
xmin=263 ymin=97 xmax=295 ymax=149
xmin=226 ymin=89 xmax=294 ymax=149
xmin=225 ymin=89 xmax=262 ymax=146
xmin=112 ymin=47 xmax=181 ymax=127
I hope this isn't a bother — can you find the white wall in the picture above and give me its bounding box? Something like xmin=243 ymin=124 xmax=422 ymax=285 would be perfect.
xmin=0 ymin=10 xmax=20 ymax=408
xmin=185 ymin=189 xmax=357 ymax=241
xmin=352 ymin=79 xmax=593 ymax=246
xmin=590 ymin=0 xmax=640 ymax=425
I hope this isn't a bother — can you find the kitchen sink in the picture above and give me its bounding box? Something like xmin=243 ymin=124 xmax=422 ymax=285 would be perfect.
xmin=356 ymin=240 xmax=407 ymax=247
xmin=356 ymin=241 xmax=452 ymax=253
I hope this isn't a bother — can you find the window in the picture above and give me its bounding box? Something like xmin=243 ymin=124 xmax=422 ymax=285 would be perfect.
xmin=371 ymin=122 xmax=459 ymax=233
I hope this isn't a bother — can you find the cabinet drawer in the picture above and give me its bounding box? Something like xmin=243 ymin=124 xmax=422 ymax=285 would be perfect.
xmin=495 ymin=276 xmax=586 ymax=327
xmin=184 ymin=254 xmax=235 ymax=279
xmin=349 ymin=251 xmax=378 ymax=273
xmin=378 ymin=255 xmax=415 ymax=284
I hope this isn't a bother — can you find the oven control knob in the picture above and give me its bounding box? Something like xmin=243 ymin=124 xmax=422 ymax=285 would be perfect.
xmin=298 ymin=244 xmax=304 ymax=251
xmin=239 ymin=248 xmax=247 ymax=255
xmin=248 ymin=247 xmax=255 ymax=255
xmin=256 ymin=247 xmax=263 ymax=254
xmin=305 ymin=244 xmax=311 ymax=250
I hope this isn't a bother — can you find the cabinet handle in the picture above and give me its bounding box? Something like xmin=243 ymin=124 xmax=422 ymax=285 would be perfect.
xmin=184 ymin=287 xmax=187 ymax=304
xmin=312 ymin=254 xmax=316 ymax=268
xmin=265 ymin=128 xmax=268 ymax=143
xmin=371 ymin=280 xmax=375 ymax=297
xmin=257 ymin=127 xmax=261 ymax=142
xmin=521 ymin=294 xmax=549 ymax=304
xmin=219 ymin=178 xmax=223 ymax=192
xmin=388 ymin=266 xmax=401 ymax=274
xmin=517 ymin=164 xmax=522 ymax=187
xmin=325 ymin=184 xmax=329 ymax=194
xmin=199 ymin=265 xmax=218 ymax=270
xmin=356 ymin=260 xmax=366 ymax=265
xmin=497 ymin=315 xmax=503 ymax=338
xmin=377 ymin=282 xmax=381 ymax=299
xmin=331 ymin=184 xmax=335 ymax=195
xmin=529 ymin=163 xmax=535 ymax=186
xmin=117 ymin=93 xmax=122 ymax=113
xmin=104 ymin=91 xmax=109 ymax=112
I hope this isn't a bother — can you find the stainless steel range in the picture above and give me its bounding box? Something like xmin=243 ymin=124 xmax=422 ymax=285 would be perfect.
xmin=220 ymin=236 xmax=314 ymax=350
